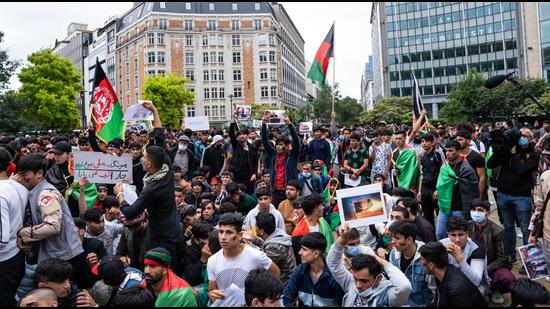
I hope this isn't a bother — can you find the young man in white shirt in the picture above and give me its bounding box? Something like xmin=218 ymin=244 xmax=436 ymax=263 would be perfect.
xmin=243 ymin=187 xmax=285 ymax=235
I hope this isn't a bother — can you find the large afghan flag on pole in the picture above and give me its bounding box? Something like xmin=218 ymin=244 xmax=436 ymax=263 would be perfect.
xmin=307 ymin=24 xmax=334 ymax=86
xmin=91 ymin=58 xmax=125 ymax=143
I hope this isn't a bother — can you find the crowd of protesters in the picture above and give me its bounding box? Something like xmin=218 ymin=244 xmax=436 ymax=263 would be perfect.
xmin=1 ymin=101 xmax=550 ymax=307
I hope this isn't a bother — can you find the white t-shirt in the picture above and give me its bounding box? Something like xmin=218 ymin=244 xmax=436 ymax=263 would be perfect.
xmin=207 ymin=244 xmax=273 ymax=290
xmin=469 ymin=140 xmax=486 ymax=154
xmin=0 ymin=179 xmax=28 ymax=262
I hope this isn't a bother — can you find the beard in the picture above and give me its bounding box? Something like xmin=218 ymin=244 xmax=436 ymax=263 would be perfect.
xmin=145 ymin=273 xmax=164 ymax=285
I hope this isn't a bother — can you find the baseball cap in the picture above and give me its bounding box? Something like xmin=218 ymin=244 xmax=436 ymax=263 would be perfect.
xmin=52 ymin=141 xmax=72 ymax=155
xmin=91 ymin=255 xmax=125 ymax=286
xmin=210 ymin=135 xmax=223 ymax=146
xmin=178 ymin=135 xmax=191 ymax=143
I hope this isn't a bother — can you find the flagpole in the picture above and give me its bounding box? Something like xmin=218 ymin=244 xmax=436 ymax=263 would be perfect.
xmin=331 ymin=21 xmax=336 ymax=116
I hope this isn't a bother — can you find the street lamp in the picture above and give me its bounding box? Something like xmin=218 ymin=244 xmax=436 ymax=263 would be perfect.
xmin=228 ymin=94 xmax=234 ymax=124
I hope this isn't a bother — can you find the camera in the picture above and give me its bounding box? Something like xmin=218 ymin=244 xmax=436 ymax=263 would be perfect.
xmin=490 ymin=126 xmax=522 ymax=155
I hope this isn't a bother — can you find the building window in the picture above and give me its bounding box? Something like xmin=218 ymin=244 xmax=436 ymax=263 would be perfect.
xmin=205 ymin=106 xmax=210 ymax=116
xmin=261 ymin=86 xmax=268 ymax=98
xmin=147 ymin=33 xmax=155 ymax=45
xmin=159 ymin=19 xmax=167 ymax=30
xmin=204 ymin=88 xmax=210 ymax=99
xmin=157 ymin=70 xmax=165 ymax=76
xmin=148 ymin=52 xmax=155 ymax=64
xmin=208 ymin=20 xmax=217 ymax=30
xmin=160 ymin=2 xmax=166 ymax=9
xmin=270 ymin=68 xmax=276 ymax=80
xmin=184 ymin=20 xmax=193 ymax=31
xmin=255 ymin=3 xmax=260 ymax=10
xmin=233 ymin=87 xmax=242 ymax=98
xmin=211 ymin=88 xmax=218 ymax=99
xmin=232 ymin=20 xmax=240 ymax=31
xmin=260 ymin=68 xmax=268 ymax=80
xmin=220 ymin=104 xmax=226 ymax=115
xmin=271 ymin=86 xmax=277 ymax=97
xmin=218 ymin=52 xmax=224 ymax=63
xmin=134 ymin=58 xmax=138 ymax=70
xmin=134 ymin=75 xmax=139 ymax=88
xmin=232 ymin=35 xmax=241 ymax=46
xmin=203 ymin=70 xmax=210 ymax=81
xmin=219 ymin=88 xmax=225 ymax=99
xmin=232 ymin=3 xmax=238 ymax=11
xmin=269 ymin=51 xmax=275 ymax=62
xmin=187 ymin=106 xmax=195 ymax=117
xmin=232 ymin=52 xmax=241 ymax=63
xmin=258 ymin=34 xmax=268 ymax=45
xmin=148 ymin=70 xmax=156 ymax=75
xmin=107 ymin=30 xmax=115 ymax=43
xmin=209 ymin=3 xmax=215 ymax=11
xmin=210 ymin=51 xmax=217 ymax=63
xmin=202 ymin=35 xmax=208 ymax=46
xmin=185 ymin=69 xmax=194 ymax=81
xmin=269 ymin=34 xmax=275 ymax=45
xmin=233 ymin=69 xmax=242 ymax=81
xmin=185 ymin=2 xmax=191 ymax=10
xmin=259 ymin=51 xmax=267 ymax=62
xmin=254 ymin=19 xmax=262 ymax=30
xmin=211 ymin=70 xmax=218 ymax=81
xmin=185 ymin=52 xmax=194 ymax=64
xmin=203 ymin=52 xmax=209 ymax=64
xmin=218 ymin=69 xmax=224 ymax=81
xmin=185 ymin=35 xmax=192 ymax=46
xmin=157 ymin=33 xmax=165 ymax=45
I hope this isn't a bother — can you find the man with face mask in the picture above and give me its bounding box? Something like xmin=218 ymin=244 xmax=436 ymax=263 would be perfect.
xmin=169 ymin=135 xmax=195 ymax=181
xmin=327 ymin=224 xmax=412 ymax=307
xmin=141 ymin=247 xmax=197 ymax=307
xmin=468 ymin=199 xmax=515 ymax=304
xmin=201 ymin=135 xmax=227 ymax=181
xmin=298 ymin=162 xmax=323 ymax=197
xmin=487 ymin=127 xmax=539 ymax=262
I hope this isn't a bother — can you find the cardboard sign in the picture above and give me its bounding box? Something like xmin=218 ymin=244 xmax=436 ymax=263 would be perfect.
xmin=234 ymin=105 xmax=252 ymax=119
xmin=336 ymin=183 xmax=388 ymax=228
xmin=74 ymin=152 xmax=133 ymax=184
xmin=184 ymin=116 xmax=210 ymax=131
xmin=123 ymin=101 xmax=154 ymax=121
xmin=299 ymin=122 xmax=313 ymax=133
xmin=264 ymin=110 xmax=285 ymax=124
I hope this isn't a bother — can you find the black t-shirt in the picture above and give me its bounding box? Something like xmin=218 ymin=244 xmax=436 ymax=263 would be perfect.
xmin=400 ymin=253 xmax=415 ymax=272
xmin=421 ymin=149 xmax=444 ymax=189
xmin=465 ymin=150 xmax=484 ymax=179
xmin=450 ymin=161 xmax=463 ymax=211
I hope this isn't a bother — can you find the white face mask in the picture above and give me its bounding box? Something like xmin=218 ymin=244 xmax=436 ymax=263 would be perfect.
xmin=179 ymin=144 xmax=187 ymax=151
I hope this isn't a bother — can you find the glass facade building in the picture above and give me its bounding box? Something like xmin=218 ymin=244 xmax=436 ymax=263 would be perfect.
xmin=372 ymin=2 xmax=522 ymax=118
xmin=540 ymin=3 xmax=550 ymax=81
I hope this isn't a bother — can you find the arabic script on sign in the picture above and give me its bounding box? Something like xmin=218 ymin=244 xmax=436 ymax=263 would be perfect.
xmin=73 ymin=152 xmax=133 ymax=184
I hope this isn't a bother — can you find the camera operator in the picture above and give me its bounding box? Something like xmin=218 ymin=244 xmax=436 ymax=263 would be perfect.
xmin=487 ymin=127 xmax=539 ymax=262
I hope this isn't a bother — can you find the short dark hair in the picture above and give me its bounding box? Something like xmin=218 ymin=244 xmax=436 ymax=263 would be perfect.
xmin=192 ymin=223 xmax=212 ymax=240
xmin=219 ymin=202 xmax=237 ymax=215
xmin=129 ymin=142 xmax=142 ymax=149
xmin=0 ymin=147 xmax=12 ymax=171
xmin=391 ymin=205 xmax=410 ymax=219
xmin=445 ymin=140 xmax=461 ymax=151
xmin=244 ymin=269 xmax=284 ymax=306
xmin=511 ymin=278 xmax=550 ymax=307
xmin=394 ymin=130 xmax=407 ymax=137
xmin=218 ymin=212 xmax=244 ymax=233
xmin=16 ymin=153 xmax=48 ymax=175
xmin=446 ymin=217 xmax=469 ymax=233
xmin=388 ymin=219 xmax=417 ymax=241
xmin=300 ymin=232 xmax=327 ymax=254
xmin=36 ymin=258 xmax=72 ymax=283
xmin=191 ymin=170 xmax=204 ymax=178
xmin=419 ymin=241 xmax=449 ymax=269
xmin=255 ymin=187 xmax=271 ymax=199
xmin=110 ymin=286 xmax=155 ymax=307
xmin=349 ymin=228 xmax=360 ymax=240
xmin=456 ymin=130 xmax=472 ymax=140
xmin=350 ymin=254 xmax=382 ymax=277
xmin=396 ymin=197 xmax=418 ymax=215
xmin=286 ymin=180 xmax=302 ymax=192
xmin=191 ymin=180 xmax=203 ymax=188
xmin=103 ymin=196 xmax=119 ymax=210
xmin=421 ymin=133 xmax=435 ymax=142
xmin=73 ymin=217 xmax=86 ymax=230
xmin=471 ymin=198 xmax=490 ymax=211
xmin=350 ymin=133 xmax=361 ymax=141
xmin=82 ymin=208 xmax=103 ymax=223
xmin=172 ymin=165 xmax=182 ymax=173
xmin=225 ymin=182 xmax=239 ymax=195
xmin=256 ymin=213 xmax=276 ymax=235
xmin=299 ymin=194 xmax=323 ymax=216
xmin=144 ymin=145 xmax=164 ymax=169
xmin=391 ymin=187 xmax=415 ymax=199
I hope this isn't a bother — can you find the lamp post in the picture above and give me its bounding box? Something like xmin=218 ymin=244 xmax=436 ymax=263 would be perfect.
xmin=228 ymin=94 xmax=234 ymax=125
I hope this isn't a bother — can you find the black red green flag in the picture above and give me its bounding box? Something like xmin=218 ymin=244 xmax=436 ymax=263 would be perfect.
xmin=308 ymin=24 xmax=334 ymax=86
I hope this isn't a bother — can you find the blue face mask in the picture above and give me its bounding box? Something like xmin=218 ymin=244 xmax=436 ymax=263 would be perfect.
xmin=339 ymin=135 xmax=345 ymax=141
xmin=519 ymin=136 xmax=529 ymax=146
xmin=302 ymin=172 xmax=311 ymax=178
xmin=358 ymin=276 xmax=381 ymax=299
xmin=347 ymin=246 xmax=360 ymax=257
xmin=470 ymin=211 xmax=486 ymax=223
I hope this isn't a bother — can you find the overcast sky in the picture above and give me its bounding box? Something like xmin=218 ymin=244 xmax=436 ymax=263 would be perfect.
xmin=0 ymin=2 xmax=372 ymax=100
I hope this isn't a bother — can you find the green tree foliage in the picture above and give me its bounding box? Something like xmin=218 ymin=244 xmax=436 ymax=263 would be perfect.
xmin=17 ymin=49 xmax=82 ymax=131
xmin=309 ymin=84 xmax=341 ymax=124
xmin=0 ymin=31 xmax=19 ymax=91
xmin=334 ymin=96 xmax=363 ymax=125
xmin=359 ymin=96 xmax=413 ymax=125
xmin=251 ymin=103 xmax=276 ymax=119
xmin=0 ymin=91 xmax=39 ymax=133
xmin=141 ymin=73 xmax=195 ymax=128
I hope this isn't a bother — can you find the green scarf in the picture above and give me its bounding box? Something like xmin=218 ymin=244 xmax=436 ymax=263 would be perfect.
xmin=395 ymin=148 xmax=419 ymax=190
xmin=436 ymin=163 xmax=458 ymax=214
xmin=71 ymin=182 xmax=98 ymax=210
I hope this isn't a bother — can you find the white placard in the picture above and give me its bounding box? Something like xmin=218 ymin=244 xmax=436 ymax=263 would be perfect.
xmin=123 ymin=184 xmax=138 ymax=205
xmin=252 ymin=119 xmax=263 ymax=128
xmin=73 ymin=152 xmax=133 ymax=184
xmin=264 ymin=110 xmax=285 ymax=124
xmin=184 ymin=116 xmax=210 ymax=131
xmin=518 ymin=244 xmax=549 ymax=280
xmin=336 ymin=183 xmax=388 ymax=228
xmin=299 ymin=122 xmax=313 ymax=133
xmin=234 ymin=105 xmax=252 ymax=118
xmin=123 ymin=102 xmax=154 ymax=121
xmin=344 ymin=173 xmax=361 ymax=187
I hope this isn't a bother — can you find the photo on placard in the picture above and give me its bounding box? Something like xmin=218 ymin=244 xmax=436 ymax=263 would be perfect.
xmin=263 ymin=110 xmax=285 ymax=124
xmin=517 ymin=244 xmax=549 ymax=280
xmin=336 ymin=184 xmax=387 ymax=228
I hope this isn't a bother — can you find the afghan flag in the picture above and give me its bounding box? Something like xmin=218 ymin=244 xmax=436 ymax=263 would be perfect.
xmin=307 ymin=24 xmax=334 ymax=86
xmin=412 ymin=71 xmax=426 ymax=125
xmin=395 ymin=147 xmax=418 ymax=190
xmin=292 ymin=217 xmax=334 ymax=256
xmin=323 ymin=186 xmax=340 ymax=231
xmin=91 ymin=58 xmax=125 ymax=143
xmin=141 ymin=269 xmax=197 ymax=307
xmin=436 ymin=163 xmax=458 ymax=214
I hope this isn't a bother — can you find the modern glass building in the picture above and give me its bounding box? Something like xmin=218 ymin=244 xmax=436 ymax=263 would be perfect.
xmin=540 ymin=3 xmax=550 ymax=81
xmin=371 ymin=2 xmax=524 ymax=118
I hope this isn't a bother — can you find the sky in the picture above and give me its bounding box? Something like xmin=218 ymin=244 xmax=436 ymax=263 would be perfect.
xmin=0 ymin=2 xmax=372 ymax=100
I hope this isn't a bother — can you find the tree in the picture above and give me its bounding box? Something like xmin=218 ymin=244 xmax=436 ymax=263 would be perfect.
xmin=358 ymin=96 xmax=413 ymax=125
xmin=17 ymin=49 xmax=82 ymax=131
xmin=0 ymin=91 xmax=39 ymax=133
xmin=251 ymin=103 xmax=276 ymax=120
xmin=141 ymin=73 xmax=195 ymax=128
xmin=310 ymin=84 xmax=341 ymax=125
xmin=335 ymin=96 xmax=363 ymax=125
xmin=0 ymin=31 xmax=19 ymax=91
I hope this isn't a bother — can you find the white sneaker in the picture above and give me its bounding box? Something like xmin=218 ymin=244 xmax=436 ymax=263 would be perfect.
xmin=490 ymin=291 xmax=505 ymax=304
xmin=517 ymin=228 xmax=523 ymax=239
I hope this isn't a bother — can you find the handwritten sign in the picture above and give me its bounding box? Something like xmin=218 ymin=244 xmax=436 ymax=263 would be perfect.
xmin=123 ymin=101 xmax=154 ymax=121
xmin=74 ymin=152 xmax=133 ymax=184
xmin=184 ymin=116 xmax=210 ymax=131
xmin=299 ymin=122 xmax=313 ymax=133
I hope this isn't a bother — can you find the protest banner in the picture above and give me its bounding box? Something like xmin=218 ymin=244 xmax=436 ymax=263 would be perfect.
xmin=123 ymin=101 xmax=154 ymax=121
xmin=336 ymin=183 xmax=388 ymax=228
xmin=264 ymin=110 xmax=285 ymax=124
xmin=74 ymin=152 xmax=133 ymax=184
xmin=299 ymin=122 xmax=313 ymax=133
xmin=184 ymin=116 xmax=210 ymax=131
